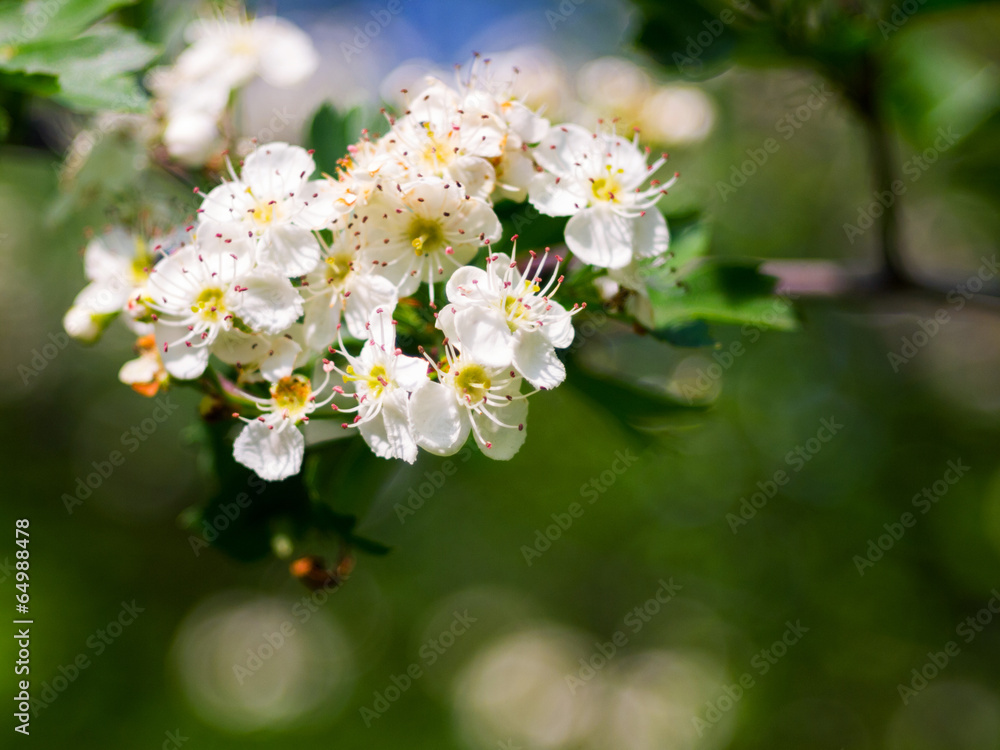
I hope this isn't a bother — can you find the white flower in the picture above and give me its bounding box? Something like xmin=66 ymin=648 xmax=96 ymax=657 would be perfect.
xmin=199 ymin=142 xmax=355 ymax=277
xmin=375 ymin=79 xmax=506 ymax=199
xmin=460 ymin=61 xmax=551 ymax=202
xmin=323 ymin=307 xmax=427 ymax=464
xmin=233 ymin=373 xmax=333 ymax=481
xmin=66 ymin=228 xmax=160 ymax=338
xmin=436 ymin=248 xmax=579 ymax=389
xmin=528 ymin=124 xmax=676 ymax=269
xmin=162 ymin=109 xmax=223 ymax=167
xmin=211 ymin=328 xmax=304 ymax=384
xmin=179 ymin=14 xmax=319 ymax=91
xmin=147 ymin=226 xmax=303 ymax=380
xmin=354 ymin=177 xmax=502 ymax=300
xmin=409 ymin=344 xmax=530 ymax=460
xmin=301 ymin=230 xmax=398 ymax=348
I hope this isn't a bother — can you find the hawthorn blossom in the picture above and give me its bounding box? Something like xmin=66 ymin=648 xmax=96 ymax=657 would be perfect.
xmin=528 ymin=124 xmax=676 ymax=269
xmin=198 ymin=142 xmax=355 ymax=277
xmin=374 ymin=79 xmax=506 ymax=199
xmin=409 ymin=345 xmax=530 ymax=460
xmin=211 ymin=327 xmax=305 ymax=383
xmin=301 ymin=230 xmax=398 ymax=348
xmin=233 ymin=373 xmax=334 ymax=481
xmin=147 ymin=227 xmax=302 ymax=380
xmin=356 ymin=177 xmax=501 ymax=299
xmin=323 ymin=307 xmax=427 ymax=463
xmin=63 ymin=227 xmax=162 ymax=342
xmin=148 ymin=15 xmax=318 ymax=166
xmin=436 ymin=248 xmax=579 ymax=389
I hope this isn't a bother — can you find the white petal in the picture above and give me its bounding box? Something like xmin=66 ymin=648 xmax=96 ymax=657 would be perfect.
xmin=258 ymin=225 xmax=322 ymax=277
xmin=513 ymin=332 xmax=566 ymax=389
xmin=527 ymin=172 xmax=586 ymax=217
xmin=343 ymin=274 xmax=398 ymax=340
xmin=229 ymin=273 xmax=304 ymax=335
xmin=365 ymin=305 xmax=398 ymax=351
xmin=253 ymin=19 xmax=319 ymax=88
xmin=259 ymin=336 xmax=302 ymax=382
xmin=242 ymin=142 xmax=315 ymax=193
xmin=632 ymin=208 xmax=670 ymax=259
xmin=156 ymin=322 xmax=209 ymax=380
xmin=233 ymin=422 xmax=305 ymax=481
xmin=564 ymin=205 xmax=636 ymax=269
xmin=454 ymin=307 xmax=514 ymax=368
xmin=118 ymin=356 xmax=159 ymax=385
xmin=445 ymin=264 xmax=489 ymax=303
xmin=393 ymin=355 xmax=429 ymax=391
xmin=293 ymin=180 xmax=355 ymax=230
xmin=409 ymin=381 xmax=468 ymax=456
xmin=358 ymin=390 xmax=417 ymax=463
xmin=302 ymin=289 xmax=342 ymax=351
xmin=531 ymin=123 xmax=594 ymax=175
xmin=449 ymin=155 xmax=496 ymax=199
xmin=541 ymin=302 xmax=576 ymax=348
xmin=471 ymin=391 xmax=528 ymax=460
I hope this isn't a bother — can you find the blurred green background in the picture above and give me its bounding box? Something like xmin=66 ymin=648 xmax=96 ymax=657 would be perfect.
xmin=3 ymin=0 xmax=1000 ymax=748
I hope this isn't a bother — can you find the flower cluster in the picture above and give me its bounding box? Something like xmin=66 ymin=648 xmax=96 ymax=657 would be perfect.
xmin=65 ymin=19 xmax=678 ymax=482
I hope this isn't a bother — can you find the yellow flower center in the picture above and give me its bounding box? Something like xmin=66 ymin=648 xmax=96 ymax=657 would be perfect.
xmin=343 ymin=363 xmax=389 ymax=398
xmin=408 ymin=217 xmax=446 ymax=257
xmin=455 ymin=365 xmax=491 ymax=403
xmin=271 ymin=375 xmax=312 ymax=412
xmin=191 ymin=288 xmax=226 ymax=321
xmin=325 ymin=254 xmax=353 ymax=286
xmin=592 ymin=165 xmax=625 ymax=202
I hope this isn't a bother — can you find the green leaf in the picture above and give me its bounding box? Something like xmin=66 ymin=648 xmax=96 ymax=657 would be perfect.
xmin=306 ymin=103 xmax=375 ymax=176
xmin=648 ymin=261 xmax=798 ymax=331
xmin=0 ymin=26 xmax=156 ymax=112
xmin=0 ymin=0 xmax=142 ymax=45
